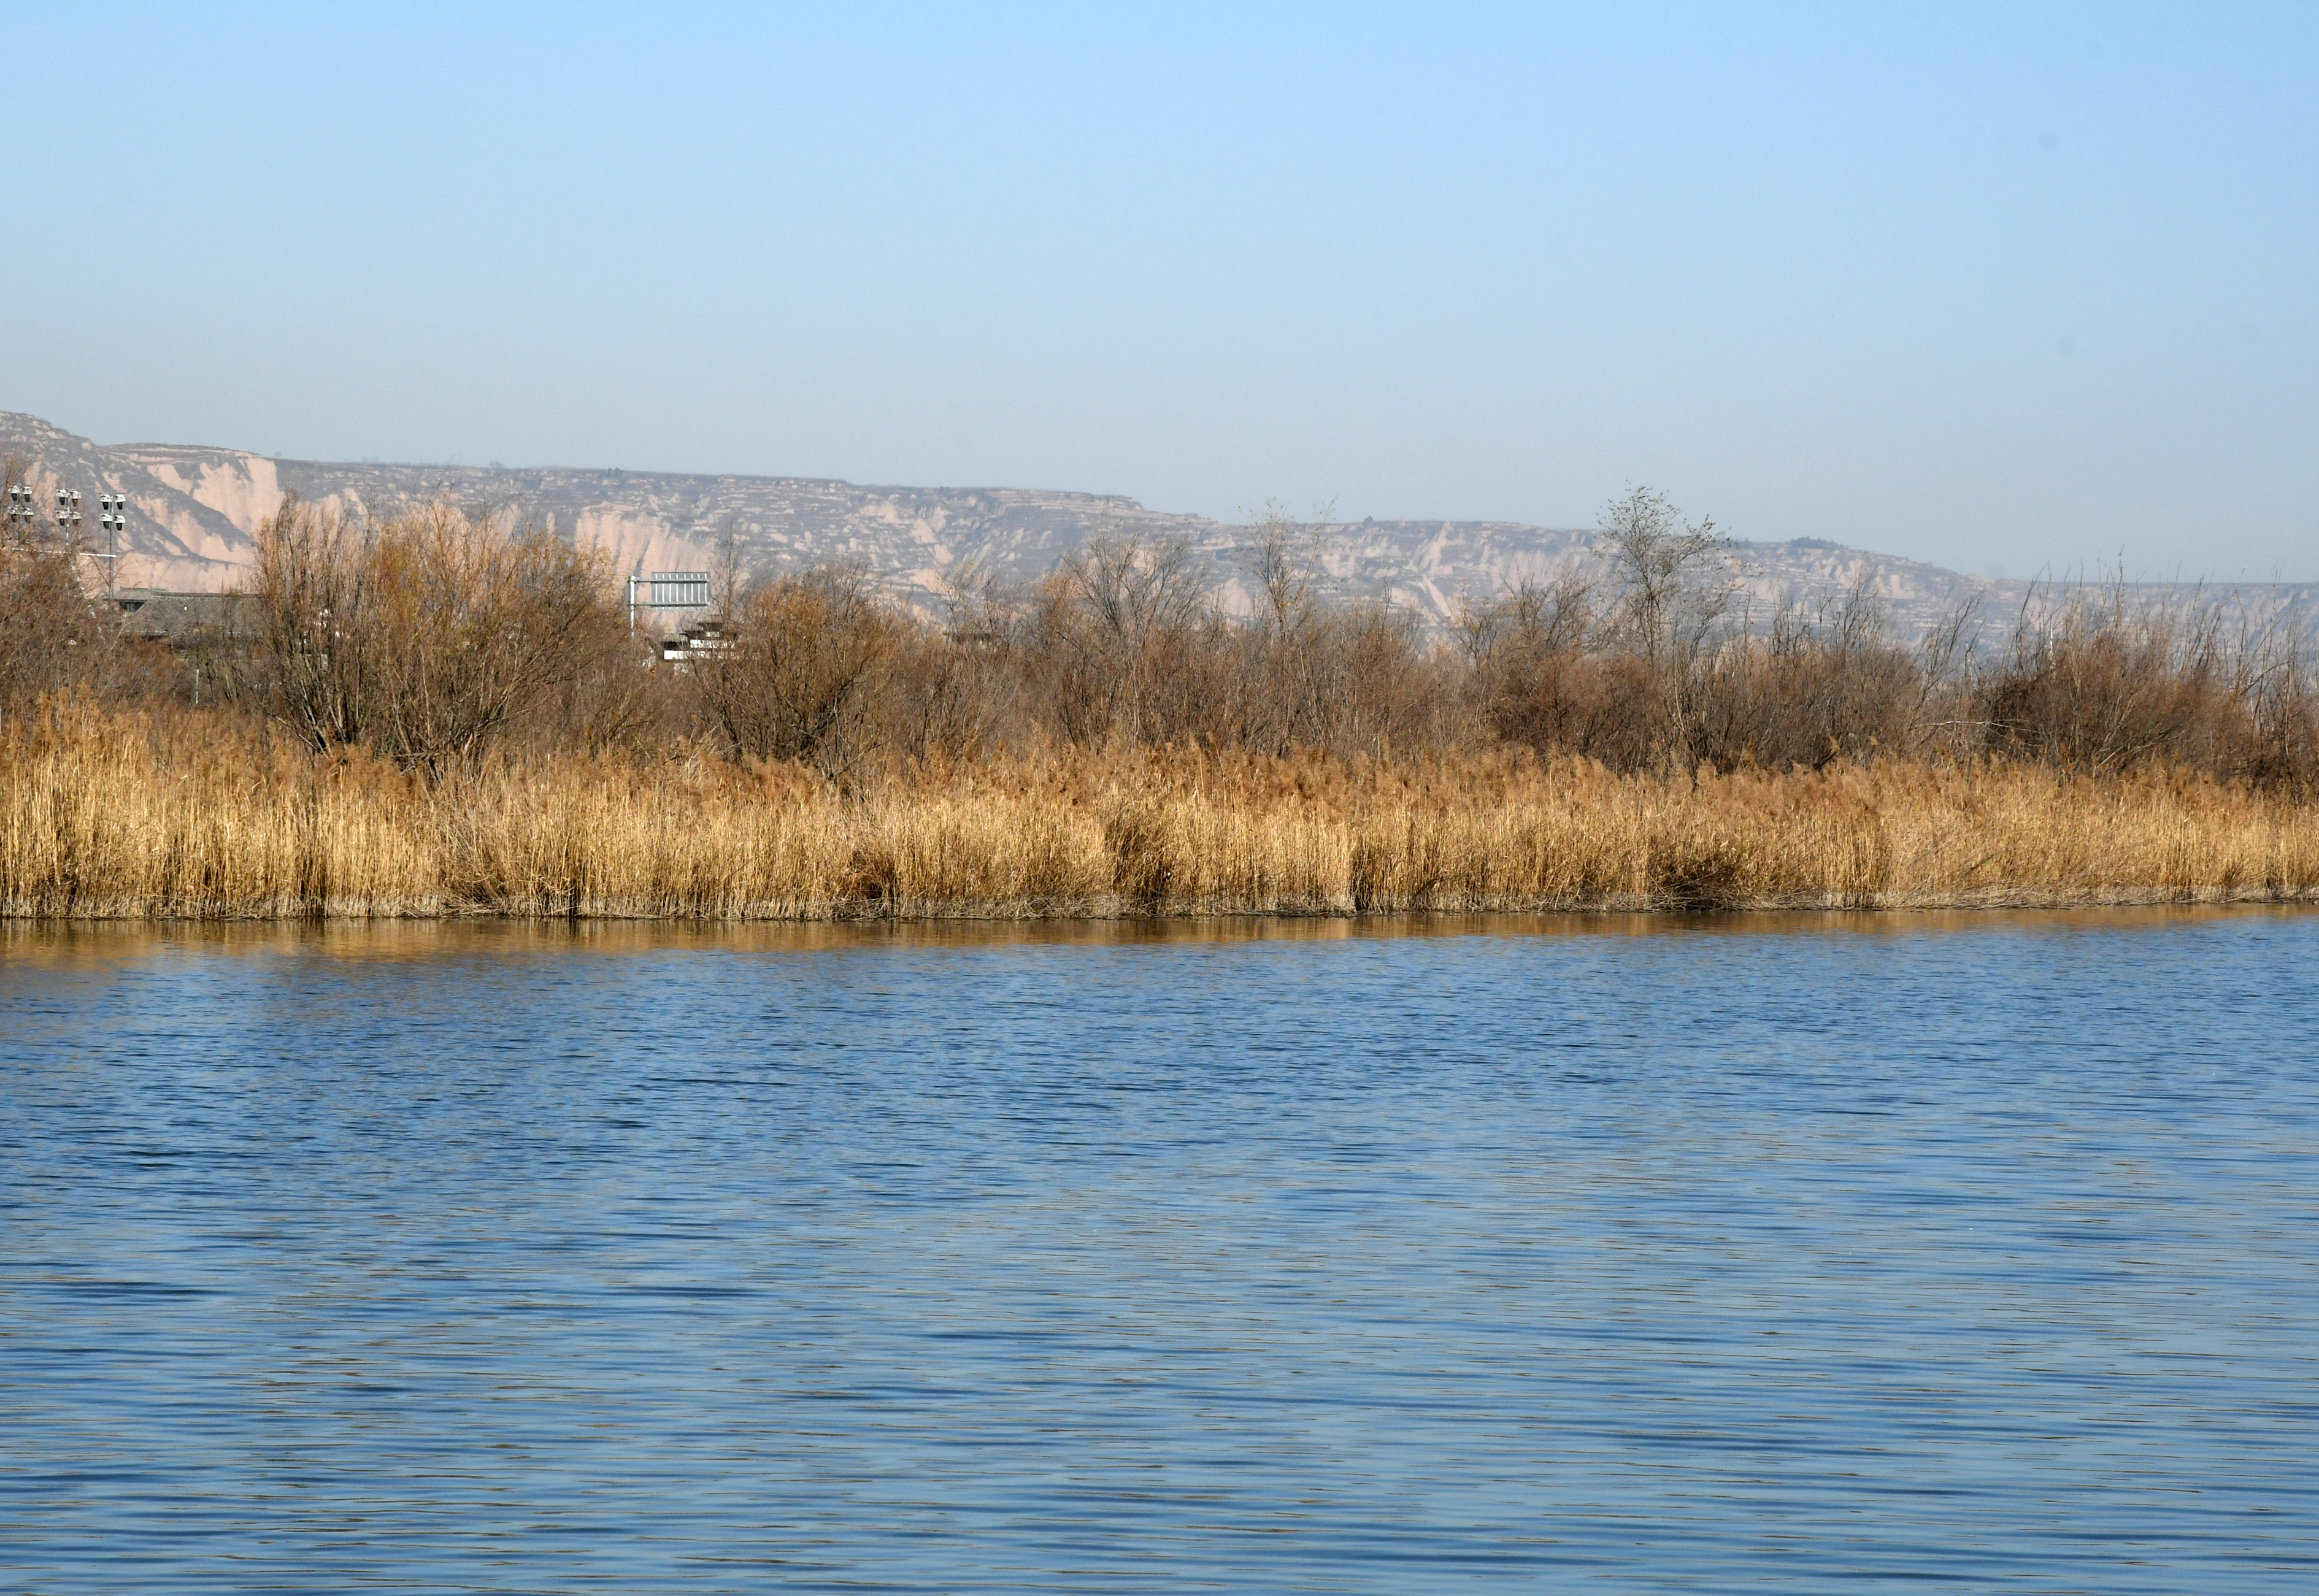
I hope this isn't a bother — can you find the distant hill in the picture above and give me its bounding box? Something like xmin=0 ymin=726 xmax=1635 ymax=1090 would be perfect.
xmin=6 ymin=410 xmax=2309 ymax=645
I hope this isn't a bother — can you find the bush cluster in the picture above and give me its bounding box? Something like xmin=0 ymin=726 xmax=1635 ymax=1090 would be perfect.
xmin=4 ymin=478 xmax=2313 ymax=790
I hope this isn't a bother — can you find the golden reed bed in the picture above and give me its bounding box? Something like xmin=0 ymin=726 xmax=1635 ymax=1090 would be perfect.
xmin=4 ymin=703 xmax=2316 ymax=919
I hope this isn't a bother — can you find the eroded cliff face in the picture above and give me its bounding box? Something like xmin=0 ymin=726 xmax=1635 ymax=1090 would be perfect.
xmin=7 ymin=409 xmax=2306 ymax=643
xmin=117 ymin=447 xmax=283 ymax=544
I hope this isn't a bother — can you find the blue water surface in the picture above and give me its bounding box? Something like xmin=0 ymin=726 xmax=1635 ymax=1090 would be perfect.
xmin=2 ymin=910 xmax=2316 ymax=1592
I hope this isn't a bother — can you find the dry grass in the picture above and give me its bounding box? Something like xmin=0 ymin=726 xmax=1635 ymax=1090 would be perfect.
xmin=5 ymin=699 xmax=2316 ymax=920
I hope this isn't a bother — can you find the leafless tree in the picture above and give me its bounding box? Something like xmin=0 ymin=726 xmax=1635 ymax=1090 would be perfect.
xmin=710 ymin=515 xmax=746 ymax=620
xmin=1240 ymin=499 xmax=1334 ymax=636
xmin=1027 ymin=531 xmax=1211 ymax=745
xmin=248 ymin=496 xmax=610 ymax=776
xmin=690 ymin=566 xmax=899 ymax=775
xmin=1596 ymin=486 xmax=1735 ymax=770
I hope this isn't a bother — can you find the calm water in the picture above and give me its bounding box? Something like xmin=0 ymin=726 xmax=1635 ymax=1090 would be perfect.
xmin=3 ymin=911 xmax=2317 ymax=1592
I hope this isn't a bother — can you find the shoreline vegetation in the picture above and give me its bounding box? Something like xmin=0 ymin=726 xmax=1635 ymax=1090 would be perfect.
xmin=4 ymin=705 xmax=2315 ymax=918
xmin=4 ymin=478 xmax=2315 ymax=920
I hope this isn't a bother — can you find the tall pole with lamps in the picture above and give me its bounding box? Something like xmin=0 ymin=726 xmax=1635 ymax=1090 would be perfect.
xmin=98 ymin=494 xmax=126 ymax=596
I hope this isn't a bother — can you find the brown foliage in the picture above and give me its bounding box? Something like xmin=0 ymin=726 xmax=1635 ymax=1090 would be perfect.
xmin=996 ymin=526 xmax=1466 ymax=758
xmin=1978 ymin=588 xmax=2254 ymax=776
xmin=1014 ymin=531 xmax=1212 ymax=746
xmin=690 ymin=567 xmax=901 ymax=773
xmin=247 ymin=496 xmax=612 ymax=776
xmin=0 ymin=540 xmax=111 ymax=709
xmin=1690 ymin=586 xmax=1943 ymax=770
xmin=13 ymin=482 xmax=2317 ymax=810
xmin=1466 ymin=575 xmax=1659 ymax=770
xmin=8 ymin=702 xmax=2319 ymax=919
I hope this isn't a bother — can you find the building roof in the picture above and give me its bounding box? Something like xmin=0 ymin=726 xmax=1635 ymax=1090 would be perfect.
xmin=113 ymin=589 xmax=248 ymax=644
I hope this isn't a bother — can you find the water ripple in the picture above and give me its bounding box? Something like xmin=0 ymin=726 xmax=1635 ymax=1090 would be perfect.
xmin=3 ymin=910 xmax=2316 ymax=1590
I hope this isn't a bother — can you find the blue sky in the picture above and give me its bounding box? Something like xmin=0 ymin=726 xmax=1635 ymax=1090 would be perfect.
xmin=6 ymin=2 xmax=2313 ymax=578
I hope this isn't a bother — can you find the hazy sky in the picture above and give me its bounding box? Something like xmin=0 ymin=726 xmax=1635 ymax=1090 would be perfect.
xmin=7 ymin=3 xmax=2314 ymax=578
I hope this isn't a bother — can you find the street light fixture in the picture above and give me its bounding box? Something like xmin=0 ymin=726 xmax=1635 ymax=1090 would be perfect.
xmin=4 ymin=482 xmax=131 ymax=594
xmin=97 ymin=493 xmax=126 ymax=596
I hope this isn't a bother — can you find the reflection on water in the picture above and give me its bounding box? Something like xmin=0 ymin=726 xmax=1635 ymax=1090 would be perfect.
xmin=9 ymin=900 xmax=2310 ymax=959
xmin=4 ymin=910 xmax=2316 ymax=1591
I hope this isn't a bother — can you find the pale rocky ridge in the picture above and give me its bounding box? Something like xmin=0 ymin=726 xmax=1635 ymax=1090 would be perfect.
xmin=6 ymin=409 xmax=2310 ymax=647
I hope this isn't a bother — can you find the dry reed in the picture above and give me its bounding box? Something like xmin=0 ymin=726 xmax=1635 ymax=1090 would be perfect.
xmin=6 ymin=699 xmax=2315 ymax=920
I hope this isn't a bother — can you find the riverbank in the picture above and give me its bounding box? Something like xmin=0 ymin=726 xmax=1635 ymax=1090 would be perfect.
xmin=4 ymin=703 xmax=2313 ymax=919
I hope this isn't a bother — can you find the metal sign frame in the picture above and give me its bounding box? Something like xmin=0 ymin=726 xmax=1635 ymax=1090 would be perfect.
xmin=626 ymin=570 xmax=713 ymax=629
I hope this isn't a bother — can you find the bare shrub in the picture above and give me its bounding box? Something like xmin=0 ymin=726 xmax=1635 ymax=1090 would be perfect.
xmin=872 ymin=563 xmax=1022 ymax=762
xmin=878 ymin=626 xmax=999 ymax=762
xmin=1105 ymin=510 xmax=1461 ymax=759
xmin=520 ymin=601 xmax=679 ymax=755
xmin=1976 ymin=585 xmax=2247 ymax=775
xmin=1469 ymin=490 xmax=1742 ymax=772
xmin=690 ymin=567 xmax=900 ymax=774
xmin=1690 ymin=583 xmax=1930 ymax=770
xmin=248 ymin=498 xmax=369 ymax=749
xmin=2237 ymin=615 xmax=2319 ymax=790
xmin=1020 ymin=531 xmax=1210 ymax=746
xmin=1231 ymin=504 xmax=1327 ymax=753
xmin=1310 ymin=602 xmax=1465 ymax=756
xmin=248 ymin=496 xmax=610 ymax=775
xmin=1466 ymin=575 xmax=1657 ymax=768
xmin=1213 ymin=507 xmax=1467 ymax=756
xmin=1 ymin=540 xmax=110 ymax=711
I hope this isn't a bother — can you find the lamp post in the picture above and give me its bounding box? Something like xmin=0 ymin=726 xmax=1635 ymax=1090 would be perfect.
xmin=52 ymin=488 xmax=90 ymax=588
xmin=1 ymin=485 xmax=130 ymax=592
xmin=97 ymin=493 xmax=126 ymax=596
